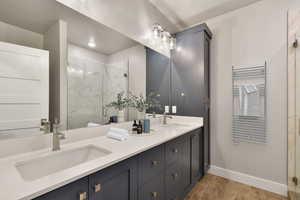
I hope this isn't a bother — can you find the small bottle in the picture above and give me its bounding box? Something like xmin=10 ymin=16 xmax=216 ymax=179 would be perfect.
xmin=132 ymin=120 xmax=138 ymax=134
xmin=137 ymin=120 xmax=143 ymax=134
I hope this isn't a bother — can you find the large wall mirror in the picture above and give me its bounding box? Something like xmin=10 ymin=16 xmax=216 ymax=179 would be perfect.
xmin=0 ymin=0 xmax=170 ymax=139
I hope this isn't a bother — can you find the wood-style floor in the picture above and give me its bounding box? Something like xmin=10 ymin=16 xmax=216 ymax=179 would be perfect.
xmin=185 ymin=174 xmax=287 ymax=200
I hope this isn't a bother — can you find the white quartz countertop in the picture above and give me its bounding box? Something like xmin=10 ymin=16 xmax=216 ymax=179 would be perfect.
xmin=0 ymin=116 xmax=203 ymax=200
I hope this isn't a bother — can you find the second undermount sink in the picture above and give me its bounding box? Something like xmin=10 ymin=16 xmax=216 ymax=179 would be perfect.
xmin=15 ymin=145 xmax=111 ymax=181
xmin=161 ymin=123 xmax=191 ymax=128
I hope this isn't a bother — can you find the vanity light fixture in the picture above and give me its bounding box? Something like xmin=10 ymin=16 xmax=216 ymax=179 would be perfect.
xmin=152 ymin=23 xmax=176 ymax=50
xmin=169 ymin=37 xmax=176 ymax=50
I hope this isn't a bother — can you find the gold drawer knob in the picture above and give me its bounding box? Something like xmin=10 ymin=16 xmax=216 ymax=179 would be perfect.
xmin=94 ymin=184 xmax=102 ymax=192
xmin=151 ymin=160 xmax=159 ymax=166
xmin=151 ymin=191 xmax=158 ymax=198
xmin=79 ymin=192 xmax=87 ymax=200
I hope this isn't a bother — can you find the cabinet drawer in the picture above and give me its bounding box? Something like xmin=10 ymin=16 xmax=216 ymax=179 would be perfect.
xmin=138 ymin=174 xmax=164 ymax=200
xmin=89 ymin=158 xmax=137 ymax=200
xmin=165 ymin=136 xmax=186 ymax=166
xmin=138 ymin=145 xmax=164 ymax=184
xmin=165 ymin=164 xmax=183 ymax=199
xmin=34 ymin=177 xmax=89 ymax=200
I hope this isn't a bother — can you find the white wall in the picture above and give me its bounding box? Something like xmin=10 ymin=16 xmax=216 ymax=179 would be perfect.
xmin=0 ymin=21 xmax=43 ymax=49
xmin=206 ymin=0 xmax=300 ymax=185
xmin=55 ymin=0 xmax=176 ymax=57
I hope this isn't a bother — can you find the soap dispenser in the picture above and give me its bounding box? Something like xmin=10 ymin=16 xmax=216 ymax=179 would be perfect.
xmin=132 ymin=120 xmax=138 ymax=134
xmin=137 ymin=120 xmax=143 ymax=134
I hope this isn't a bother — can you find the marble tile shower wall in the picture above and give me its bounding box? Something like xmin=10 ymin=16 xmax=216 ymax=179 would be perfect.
xmin=103 ymin=61 xmax=129 ymax=121
xmin=67 ymin=55 xmax=128 ymax=129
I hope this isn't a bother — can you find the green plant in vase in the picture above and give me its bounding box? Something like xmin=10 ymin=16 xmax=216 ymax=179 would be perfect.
xmin=106 ymin=92 xmax=130 ymax=122
xmin=129 ymin=92 xmax=161 ymax=119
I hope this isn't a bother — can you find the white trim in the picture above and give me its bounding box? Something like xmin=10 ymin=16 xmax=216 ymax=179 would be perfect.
xmin=208 ymin=165 xmax=288 ymax=197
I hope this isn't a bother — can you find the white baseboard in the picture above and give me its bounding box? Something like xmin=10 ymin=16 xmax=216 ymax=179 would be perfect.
xmin=208 ymin=165 xmax=288 ymax=197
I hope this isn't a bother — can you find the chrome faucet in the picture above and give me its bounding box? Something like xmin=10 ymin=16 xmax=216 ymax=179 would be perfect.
xmin=52 ymin=119 xmax=66 ymax=151
xmin=147 ymin=112 xmax=156 ymax=118
xmin=163 ymin=112 xmax=172 ymax=125
xmin=40 ymin=119 xmax=51 ymax=134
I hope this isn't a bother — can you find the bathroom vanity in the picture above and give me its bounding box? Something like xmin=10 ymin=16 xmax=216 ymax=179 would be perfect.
xmin=0 ymin=116 xmax=203 ymax=200
xmin=36 ymin=129 xmax=202 ymax=200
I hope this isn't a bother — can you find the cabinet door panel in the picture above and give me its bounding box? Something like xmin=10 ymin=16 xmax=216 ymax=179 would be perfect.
xmin=138 ymin=145 xmax=164 ymax=184
xmin=89 ymin=158 xmax=137 ymax=200
xmin=138 ymin=174 xmax=164 ymax=200
xmin=171 ymin=30 xmax=206 ymax=117
xmin=166 ymin=136 xmax=185 ymax=166
xmin=146 ymin=47 xmax=171 ymax=114
xmin=34 ymin=177 xmax=89 ymax=200
xmin=190 ymin=129 xmax=204 ymax=183
xmin=165 ymin=163 xmax=183 ymax=199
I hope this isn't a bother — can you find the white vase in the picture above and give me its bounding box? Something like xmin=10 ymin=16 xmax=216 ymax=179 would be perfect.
xmin=137 ymin=111 xmax=146 ymax=120
xmin=118 ymin=110 xmax=125 ymax=123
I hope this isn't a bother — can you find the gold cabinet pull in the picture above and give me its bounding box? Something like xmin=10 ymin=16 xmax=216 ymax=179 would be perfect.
xmin=151 ymin=160 xmax=159 ymax=166
xmin=79 ymin=192 xmax=87 ymax=200
xmin=94 ymin=184 xmax=102 ymax=193
xmin=151 ymin=191 xmax=158 ymax=198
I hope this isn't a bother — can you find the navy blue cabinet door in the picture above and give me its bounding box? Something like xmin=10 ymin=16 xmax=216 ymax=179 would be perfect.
xmin=146 ymin=47 xmax=171 ymax=114
xmin=89 ymin=158 xmax=138 ymax=200
xmin=34 ymin=177 xmax=89 ymax=200
xmin=190 ymin=129 xmax=204 ymax=184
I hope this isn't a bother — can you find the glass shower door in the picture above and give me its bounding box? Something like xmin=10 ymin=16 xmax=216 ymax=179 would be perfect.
xmin=296 ymin=31 xmax=300 ymax=196
xmin=67 ymin=57 xmax=105 ymax=130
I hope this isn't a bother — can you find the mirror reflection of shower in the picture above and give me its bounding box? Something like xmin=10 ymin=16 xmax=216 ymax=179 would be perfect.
xmin=67 ymin=44 xmax=129 ymax=130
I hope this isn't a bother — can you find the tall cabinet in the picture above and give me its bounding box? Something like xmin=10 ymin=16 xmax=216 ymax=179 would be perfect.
xmin=146 ymin=23 xmax=212 ymax=173
xmin=171 ymin=24 xmax=212 ymax=173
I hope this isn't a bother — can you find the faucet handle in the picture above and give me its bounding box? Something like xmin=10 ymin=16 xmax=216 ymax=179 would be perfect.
xmin=40 ymin=119 xmax=51 ymax=134
xmin=53 ymin=118 xmax=61 ymax=127
xmin=52 ymin=118 xmax=63 ymax=133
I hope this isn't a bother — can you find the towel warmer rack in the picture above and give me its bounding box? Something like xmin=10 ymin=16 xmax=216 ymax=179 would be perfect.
xmin=232 ymin=62 xmax=267 ymax=144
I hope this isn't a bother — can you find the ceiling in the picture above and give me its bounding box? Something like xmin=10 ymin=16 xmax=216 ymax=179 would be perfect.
xmin=0 ymin=0 xmax=137 ymax=55
xmin=149 ymin=0 xmax=262 ymax=29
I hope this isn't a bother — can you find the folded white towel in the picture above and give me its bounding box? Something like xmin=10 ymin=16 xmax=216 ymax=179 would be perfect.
xmin=109 ymin=127 xmax=129 ymax=136
xmin=87 ymin=122 xmax=101 ymax=127
xmin=107 ymin=131 xmax=128 ymax=141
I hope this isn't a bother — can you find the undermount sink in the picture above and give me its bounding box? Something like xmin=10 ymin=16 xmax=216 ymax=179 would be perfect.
xmin=15 ymin=145 xmax=111 ymax=181
xmin=161 ymin=123 xmax=190 ymax=128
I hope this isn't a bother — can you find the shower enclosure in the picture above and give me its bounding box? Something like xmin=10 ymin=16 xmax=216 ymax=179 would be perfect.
xmin=288 ymin=9 xmax=300 ymax=200
xmin=67 ymin=54 xmax=129 ymax=130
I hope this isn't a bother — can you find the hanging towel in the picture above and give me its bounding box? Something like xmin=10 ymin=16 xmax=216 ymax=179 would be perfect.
xmin=239 ymin=84 xmax=260 ymax=116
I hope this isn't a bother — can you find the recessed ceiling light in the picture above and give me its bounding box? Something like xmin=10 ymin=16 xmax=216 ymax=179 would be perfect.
xmin=88 ymin=39 xmax=96 ymax=48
